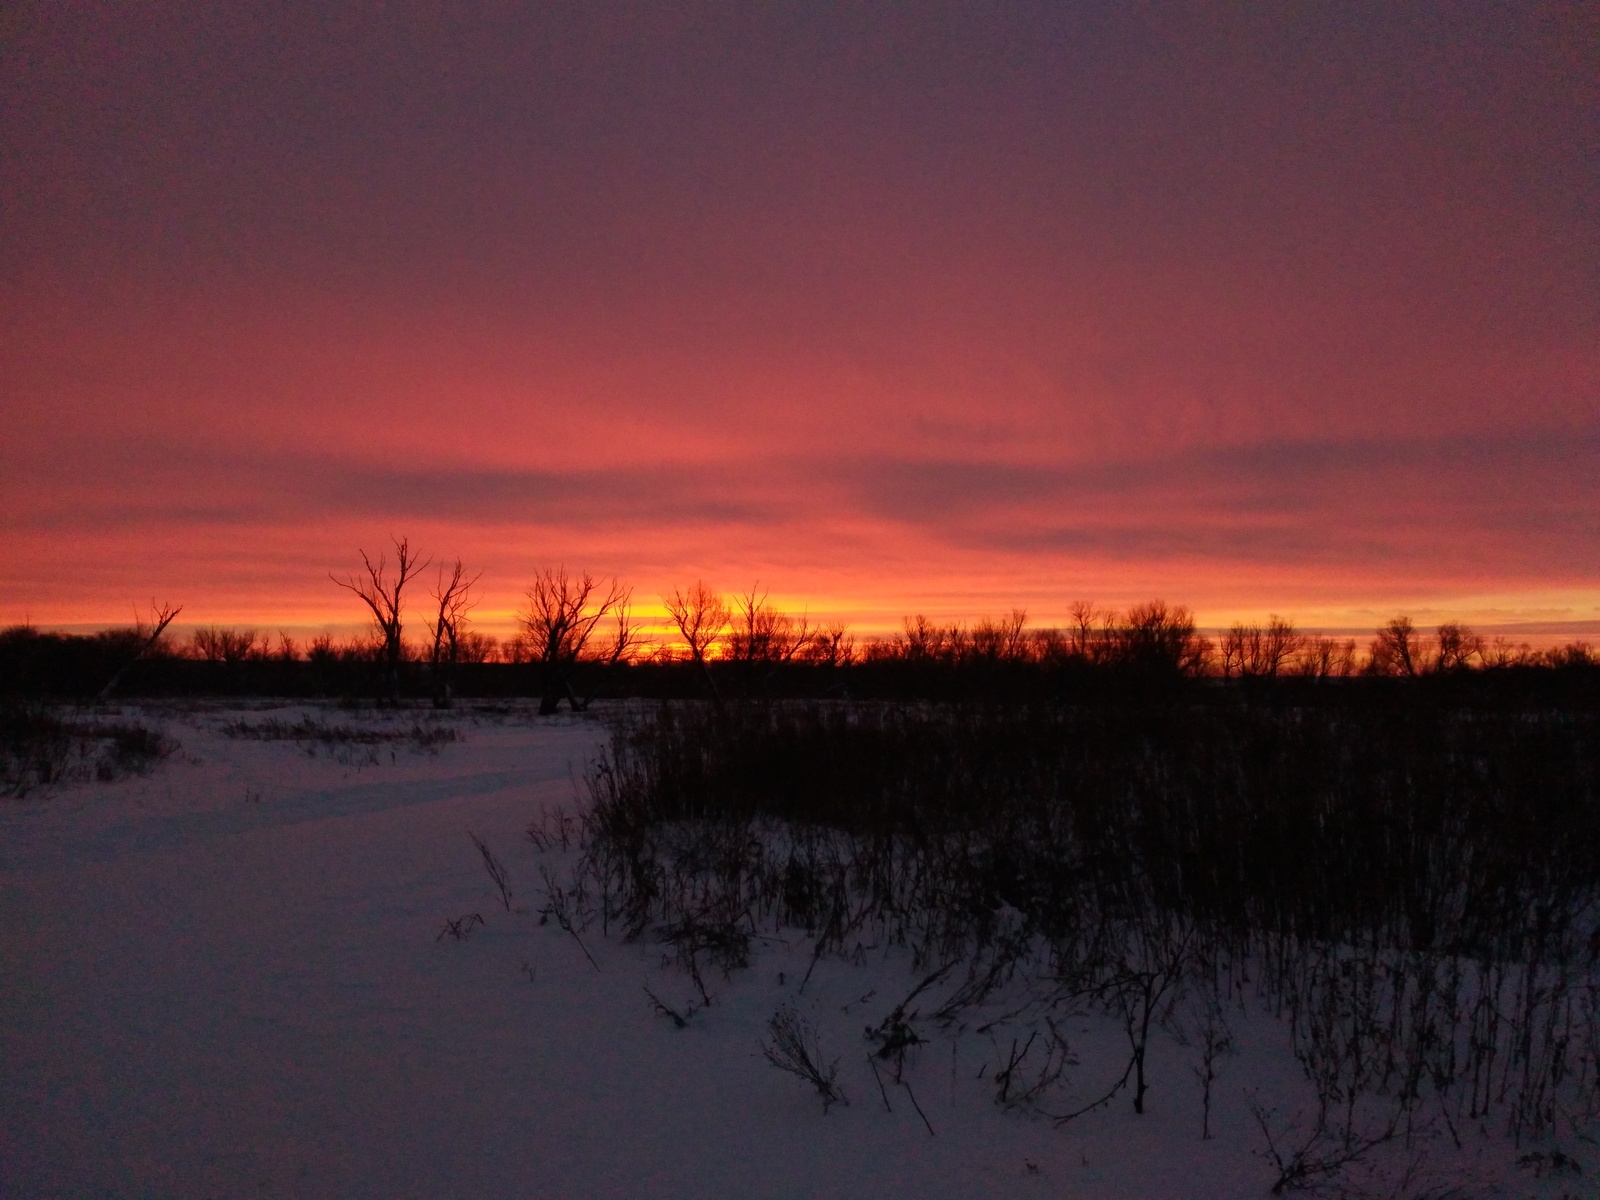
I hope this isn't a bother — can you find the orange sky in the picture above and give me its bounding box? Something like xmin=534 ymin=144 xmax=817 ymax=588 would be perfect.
xmin=3 ymin=4 xmax=1596 ymax=640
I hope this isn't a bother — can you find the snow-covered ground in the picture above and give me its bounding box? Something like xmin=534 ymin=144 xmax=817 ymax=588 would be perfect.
xmin=0 ymin=702 xmax=1584 ymax=1198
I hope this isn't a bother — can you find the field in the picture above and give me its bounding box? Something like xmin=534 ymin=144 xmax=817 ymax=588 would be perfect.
xmin=2 ymin=699 xmax=1595 ymax=1199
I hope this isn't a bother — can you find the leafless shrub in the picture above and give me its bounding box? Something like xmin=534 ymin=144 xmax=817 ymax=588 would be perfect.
xmin=656 ymin=913 xmax=750 ymax=1005
xmin=191 ymin=626 xmax=262 ymax=663
xmin=1249 ymin=1094 xmax=1400 ymax=1195
xmin=526 ymin=806 xmax=578 ymax=852
xmin=538 ymin=863 xmax=599 ymax=970
xmin=468 ymin=831 xmax=514 ymax=912
xmin=763 ymin=1004 xmax=846 ymax=1112
xmin=1110 ymin=600 xmax=1211 ymax=678
xmin=89 ymin=722 xmax=176 ymax=780
xmin=970 ymin=609 xmax=1030 ymax=663
xmin=996 ymin=1020 xmax=1076 ymax=1112
xmin=644 ymin=985 xmax=702 ymax=1028
xmin=0 ymin=704 xmax=71 ymax=796
xmin=2 ymin=707 xmax=177 ymax=794
xmin=1187 ymin=992 xmax=1235 ymax=1140
xmin=1515 ymin=1148 xmax=1583 ymax=1180
xmin=219 ymin=715 xmax=458 ymax=758
xmin=437 ymin=912 xmax=485 ymax=941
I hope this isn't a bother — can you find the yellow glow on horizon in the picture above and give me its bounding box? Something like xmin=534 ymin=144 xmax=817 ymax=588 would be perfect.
xmin=23 ymin=585 xmax=1600 ymax=652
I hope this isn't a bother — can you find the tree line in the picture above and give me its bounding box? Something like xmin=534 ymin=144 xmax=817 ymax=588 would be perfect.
xmin=1 ymin=536 xmax=1594 ymax=702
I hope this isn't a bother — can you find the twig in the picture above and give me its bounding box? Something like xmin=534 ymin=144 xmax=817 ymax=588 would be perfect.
xmin=468 ymin=830 xmax=514 ymax=912
xmin=868 ymin=1054 xmax=894 ymax=1112
xmin=900 ymin=1076 xmax=936 ymax=1136
xmin=645 ymin=985 xmax=697 ymax=1028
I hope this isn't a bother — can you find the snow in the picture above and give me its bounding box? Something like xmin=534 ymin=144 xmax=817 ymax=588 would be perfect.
xmin=0 ymin=702 xmax=1581 ymax=1198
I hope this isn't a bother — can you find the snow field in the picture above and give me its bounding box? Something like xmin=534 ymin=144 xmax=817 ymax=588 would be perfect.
xmin=1 ymin=703 xmax=1586 ymax=1198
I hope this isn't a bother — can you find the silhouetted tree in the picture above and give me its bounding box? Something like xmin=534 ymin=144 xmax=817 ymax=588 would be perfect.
xmin=1482 ymin=636 xmax=1533 ymax=669
xmin=97 ymin=601 xmax=182 ymax=702
xmin=1067 ymin=600 xmax=1108 ymax=663
xmin=664 ymin=581 xmax=730 ymax=699
xmin=1292 ymin=636 xmax=1357 ymax=679
xmin=800 ymin=622 xmax=855 ymax=667
xmin=971 ymin=609 xmax=1029 ymax=662
xmin=191 ymin=627 xmax=261 ymax=664
xmin=1367 ymin=615 xmax=1421 ymax=677
xmin=1111 ymin=601 xmax=1210 ymax=678
xmin=1220 ymin=615 xmax=1303 ymax=679
xmin=1433 ymin=621 xmax=1482 ymax=673
xmin=889 ymin=615 xmax=974 ymax=664
xmin=427 ymin=559 xmax=481 ymax=707
xmin=523 ymin=567 xmax=627 ymax=714
xmin=730 ymin=585 xmax=814 ymax=692
xmin=454 ymin=630 xmax=500 ymax=664
xmin=333 ymin=536 xmax=428 ymax=702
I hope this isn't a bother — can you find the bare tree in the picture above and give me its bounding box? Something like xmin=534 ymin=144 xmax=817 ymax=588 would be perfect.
xmin=730 ymin=584 xmax=815 ymax=689
xmin=192 ymin=627 xmax=261 ymax=664
xmin=1292 ymin=636 xmax=1357 ymax=679
xmin=1219 ymin=625 xmax=1248 ymax=679
xmin=499 ymin=631 xmax=536 ymax=664
xmin=454 ymin=630 xmax=500 ymax=664
xmin=1221 ymin=616 xmax=1303 ymax=680
xmin=332 ymin=536 xmax=429 ymax=703
xmin=1261 ymin=616 xmax=1303 ymax=677
xmin=886 ymin=615 xmax=976 ymax=664
xmin=1483 ymin=636 xmax=1532 ymax=669
xmin=427 ymin=559 xmax=481 ymax=708
xmin=1113 ymin=601 xmax=1211 ymax=678
xmin=97 ymin=601 xmax=183 ymax=703
xmin=972 ymin=609 xmax=1029 ymax=663
xmin=663 ymin=580 xmax=730 ymax=699
xmin=1367 ymin=615 xmax=1421 ymax=677
xmin=1068 ymin=601 xmax=1102 ymax=661
xmin=800 ymin=622 xmax=855 ymax=667
xmin=522 ymin=567 xmax=627 ymax=714
xmin=898 ymin=615 xmax=945 ymax=661
xmin=1433 ymin=621 xmax=1482 ymax=673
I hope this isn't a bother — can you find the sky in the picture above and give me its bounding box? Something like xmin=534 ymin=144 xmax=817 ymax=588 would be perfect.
xmin=3 ymin=2 xmax=1596 ymax=639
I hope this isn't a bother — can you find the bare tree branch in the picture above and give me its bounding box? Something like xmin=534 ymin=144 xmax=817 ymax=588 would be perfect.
xmin=97 ymin=601 xmax=182 ymax=703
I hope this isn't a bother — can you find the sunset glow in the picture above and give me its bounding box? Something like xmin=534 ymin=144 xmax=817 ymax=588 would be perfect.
xmin=4 ymin=4 xmax=1596 ymax=640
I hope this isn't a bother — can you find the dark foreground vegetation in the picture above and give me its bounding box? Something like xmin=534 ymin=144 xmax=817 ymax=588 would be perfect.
xmin=542 ymin=693 xmax=1600 ymax=1190
xmin=0 ymin=704 xmax=175 ymax=796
